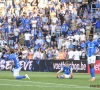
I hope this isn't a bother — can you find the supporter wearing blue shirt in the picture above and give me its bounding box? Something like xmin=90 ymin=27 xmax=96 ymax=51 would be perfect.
xmin=25 ymin=17 xmax=30 ymax=25
xmin=96 ymin=19 xmax=100 ymax=29
xmin=80 ymin=41 xmax=86 ymax=49
xmin=21 ymin=17 xmax=26 ymax=26
xmin=73 ymin=29 xmax=78 ymax=35
xmin=5 ymin=24 xmax=12 ymax=34
xmin=85 ymin=35 xmax=99 ymax=81
xmin=37 ymin=20 xmax=43 ymax=28
xmin=68 ymin=40 xmax=74 ymax=49
xmin=67 ymin=29 xmax=73 ymax=36
xmin=61 ymin=0 xmax=66 ymax=3
xmin=95 ymin=18 xmax=100 ymax=35
xmin=97 ymin=37 xmax=100 ymax=46
xmin=56 ymin=61 xmax=73 ymax=79
xmin=0 ymin=17 xmax=3 ymax=22
xmin=1 ymin=25 xmax=5 ymax=33
xmin=8 ymin=49 xmax=30 ymax=80
xmin=68 ymin=44 xmax=74 ymax=49
xmin=34 ymin=44 xmax=40 ymax=50
xmin=18 ymin=24 xmax=24 ymax=33
xmin=37 ymin=29 xmax=43 ymax=38
xmin=25 ymin=24 xmax=30 ymax=32
xmin=61 ymin=22 xmax=67 ymax=37
xmin=47 ymin=51 xmax=53 ymax=60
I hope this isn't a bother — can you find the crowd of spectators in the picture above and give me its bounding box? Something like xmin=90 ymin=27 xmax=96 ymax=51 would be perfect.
xmin=0 ymin=0 xmax=100 ymax=60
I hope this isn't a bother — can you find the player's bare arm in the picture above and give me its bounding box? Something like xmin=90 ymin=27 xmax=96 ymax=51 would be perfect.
xmin=56 ymin=69 xmax=63 ymax=78
xmin=10 ymin=61 xmax=14 ymax=71
xmin=94 ymin=47 xmax=100 ymax=56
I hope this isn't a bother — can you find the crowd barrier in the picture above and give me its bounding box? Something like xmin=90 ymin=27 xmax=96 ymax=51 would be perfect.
xmin=0 ymin=59 xmax=100 ymax=74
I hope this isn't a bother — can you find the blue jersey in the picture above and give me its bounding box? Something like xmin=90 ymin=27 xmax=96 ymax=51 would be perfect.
xmin=8 ymin=54 xmax=20 ymax=69
xmin=97 ymin=37 xmax=100 ymax=46
xmin=86 ymin=40 xmax=98 ymax=57
xmin=61 ymin=24 xmax=66 ymax=32
xmin=62 ymin=65 xmax=72 ymax=75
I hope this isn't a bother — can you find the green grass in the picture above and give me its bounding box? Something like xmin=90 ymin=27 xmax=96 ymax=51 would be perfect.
xmin=0 ymin=71 xmax=100 ymax=90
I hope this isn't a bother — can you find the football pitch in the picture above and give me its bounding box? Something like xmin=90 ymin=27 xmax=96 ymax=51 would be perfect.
xmin=0 ymin=71 xmax=100 ymax=90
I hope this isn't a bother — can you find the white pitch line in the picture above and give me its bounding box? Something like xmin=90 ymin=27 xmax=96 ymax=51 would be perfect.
xmin=0 ymin=79 xmax=77 ymax=86
xmin=0 ymin=84 xmax=78 ymax=87
xmin=0 ymin=79 xmax=99 ymax=89
xmin=0 ymin=84 xmax=99 ymax=89
xmin=0 ymin=84 xmax=62 ymax=87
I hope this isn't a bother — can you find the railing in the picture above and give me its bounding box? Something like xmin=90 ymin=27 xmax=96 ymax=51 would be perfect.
xmin=91 ymin=2 xmax=100 ymax=13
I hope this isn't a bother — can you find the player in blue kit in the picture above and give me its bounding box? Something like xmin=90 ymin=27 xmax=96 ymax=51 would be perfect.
xmin=56 ymin=61 xmax=73 ymax=79
xmin=8 ymin=49 xmax=30 ymax=80
xmin=85 ymin=35 xmax=99 ymax=81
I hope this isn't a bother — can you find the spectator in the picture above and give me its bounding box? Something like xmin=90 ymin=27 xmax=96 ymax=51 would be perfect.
xmin=22 ymin=47 xmax=28 ymax=59
xmin=68 ymin=48 xmax=74 ymax=60
xmin=50 ymin=22 xmax=56 ymax=35
xmin=24 ymin=31 xmax=31 ymax=47
xmin=19 ymin=33 xmax=25 ymax=46
xmin=8 ymin=31 xmax=14 ymax=46
xmin=80 ymin=50 xmax=87 ymax=60
xmin=0 ymin=49 xmax=2 ymax=58
xmin=74 ymin=32 xmax=80 ymax=42
xmin=46 ymin=33 xmax=51 ymax=46
xmin=0 ymin=0 xmax=99 ymax=61
xmin=73 ymin=48 xmax=81 ymax=60
xmin=27 ymin=48 xmax=33 ymax=60
xmin=14 ymin=28 xmax=20 ymax=43
xmin=51 ymin=33 xmax=56 ymax=42
xmin=57 ymin=35 xmax=63 ymax=49
xmin=57 ymin=49 xmax=67 ymax=60
xmin=18 ymin=49 xmax=22 ymax=59
xmin=93 ymin=32 xmax=98 ymax=40
xmin=41 ymin=51 xmax=47 ymax=60
xmin=74 ymin=41 xmax=81 ymax=51
xmin=47 ymin=49 xmax=53 ymax=60
xmin=80 ymin=32 xmax=86 ymax=41
xmin=95 ymin=17 xmax=100 ymax=35
xmin=61 ymin=21 xmax=67 ymax=37
xmin=55 ymin=23 xmax=61 ymax=38
xmin=33 ymin=49 xmax=41 ymax=60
